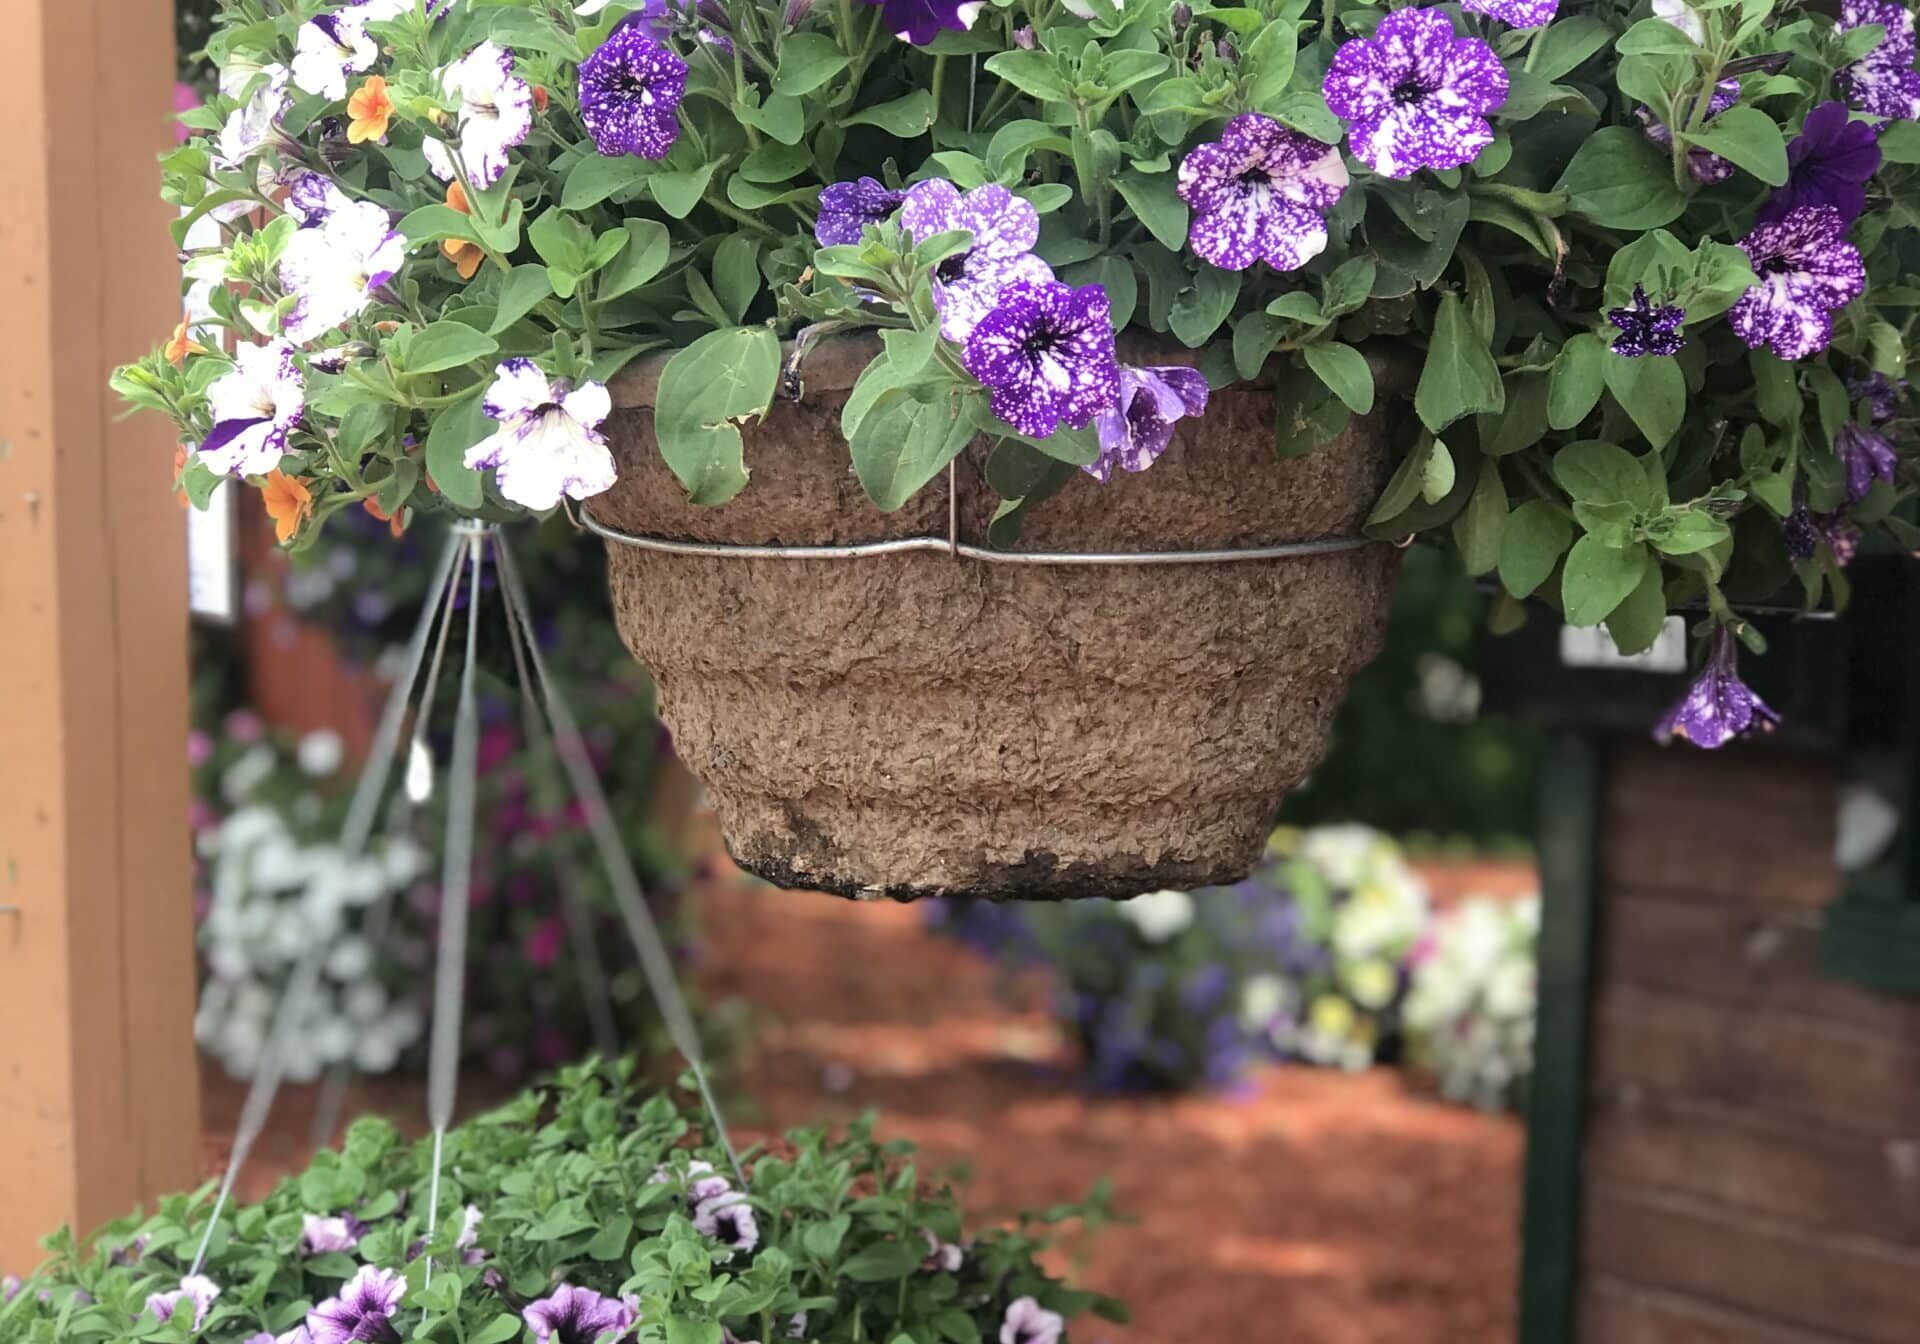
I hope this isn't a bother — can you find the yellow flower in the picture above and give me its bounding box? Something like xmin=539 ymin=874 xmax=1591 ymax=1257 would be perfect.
xmin=262 ymin=469 xmax=313 ymax=544
xmin=440 ymin=180 xmax=485 ymax=281
xmin=165 ymin=316 xmax=209 ymax=367
xmin=1309 ymin=995 xmax=1356 ymax=1040
xmin=347 ymin=76 xmax=395 ymax=145
xmin=1345 ymin=958 xmax=1398 ymax=1011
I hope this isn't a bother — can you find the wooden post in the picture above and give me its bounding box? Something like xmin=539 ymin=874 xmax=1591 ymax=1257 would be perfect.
xmin=0 ymin=0 xmax=202 ymax=1272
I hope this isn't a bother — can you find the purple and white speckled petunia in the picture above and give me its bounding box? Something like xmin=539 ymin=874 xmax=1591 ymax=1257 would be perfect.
xmin=1638 ymin=79 xmax=1740 ymax=184
xmin=1756 ymin=101 xmax=1882 ymax=224
xmin=145 ymin=1275 xmax=221 ymax=1330
xmin=421 ymin=42 xmax=535 ymax=187
xmin=1837 ymin=0 xmax=1920 ymax=120
xmin=577 ymin=21 xmax=688 ymax=160
xmin=815 ymin=177 xmax=907 ymax=246
xmin=860 ymin=0 xmax=983 ymax=45
xmin=1606 ymin=285 xmax=1687 ymax=357
xmin=279 ymin=198 xmax=406 ymax=344
xmin=199 ymin=340 xmax=305 ymax=477
xmin=999 ymin=1296 xmax=1065 ymax=1344
xmin=522 ymin=1284 xmax=638 ymax=1344
xmin=1461 ymin=0 xmax=1556 ymax=29
xmin=1176 ymin=113 xmax=1348 ymax=272
xmin=1322 ymin=8 xmax=1508 ymax=179
xmin=1088 ymin=366 xmax=1211 ymax=481
xmin=902 ymin=180 xmax=1055 ymax=341
xmin=299 ymin=1213 xmax=366 ymax=1255
xmin=466 ymin=359 xmax=617 ymax=510
xmin=1834 ymin=420 xmax=1899 ymax=501
xmin=290 ymin=9 xmax=378 ymax=101
xmin=284 ymin=171 xmax=349 ymax=228
xmin=693 ymin=1190 xmax=760 ymax=1258
xmin=1654 ymin=628 xmax=1780 ymax=749
xmin=963 ymin=280 xmax=1121 ymax=439
xmin=1785 ymin=505 xmax=1861 ymax=564
xmin=1727 ymin=204 xmax=1866 ymax=360
xmin=307 ymin=1266 xmax=404 ymax=1344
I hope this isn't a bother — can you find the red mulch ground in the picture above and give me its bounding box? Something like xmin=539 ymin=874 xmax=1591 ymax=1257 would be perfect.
xmin=202 ymin=845 xmax=1527 ymax=1344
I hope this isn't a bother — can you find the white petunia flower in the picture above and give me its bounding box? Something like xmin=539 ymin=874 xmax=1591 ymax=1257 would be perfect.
xmin=1119 ymin=888 xmax=1194 ymax=943
xmin=465 ymin=359 xmax=618 ymax=510
xmin=1652 ymin=0 xmax=1705 ymax=43
xmin=291 ymin=9 xmax=379 ymax=100
xmin=215 ymin=65 xmax=291 ymax=170
xmin=422 ymin=42 xmax=533 ymax=188
xmin=199 ymin=340 xmax=306 ymax=477
xmin=279 ymin=199 xmax=406 ymax=344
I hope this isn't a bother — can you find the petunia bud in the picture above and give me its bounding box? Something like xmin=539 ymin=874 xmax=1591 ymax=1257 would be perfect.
xmin=1013 ymin=24 xmax=1037 ymax=48
xmin=1217 ymin=37 xmax=1238 ymax=62
xmin=1172 ymin=2 xmax=1192 ymax=32
xmin=783 ymin=0 xmax=815 ymax=28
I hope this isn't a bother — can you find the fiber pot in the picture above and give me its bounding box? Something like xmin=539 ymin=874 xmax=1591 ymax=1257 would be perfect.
xmin=595 ymin=336 xmax=1400 ymax=901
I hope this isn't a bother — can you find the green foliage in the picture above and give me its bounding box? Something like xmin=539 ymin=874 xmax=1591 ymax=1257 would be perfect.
xmin=1 ymin=1062 xmax=1124 ymax=1343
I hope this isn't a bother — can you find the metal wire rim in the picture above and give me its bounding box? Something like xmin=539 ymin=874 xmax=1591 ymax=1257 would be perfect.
xmin=579 ymin=505 xmax=1378 ymax=567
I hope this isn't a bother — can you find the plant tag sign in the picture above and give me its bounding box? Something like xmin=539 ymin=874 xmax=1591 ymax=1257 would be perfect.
xmin=1558 ymin=618 xmax=1686 ymax=674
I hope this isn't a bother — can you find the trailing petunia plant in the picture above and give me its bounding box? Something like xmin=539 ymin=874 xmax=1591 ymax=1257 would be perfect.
xmin=119 ymin=0 xmax=1920 ymax=743
xmin=1 ymin=1060 xmax=1124 ymax=1343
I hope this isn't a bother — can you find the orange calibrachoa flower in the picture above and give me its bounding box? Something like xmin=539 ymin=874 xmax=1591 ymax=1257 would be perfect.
xmin=363 ymin=494 xmax=409 ymax=539
xmin=347 ymin=76 xmax=395 ymax=145
xmin=441 ymin=180 xmax=486 ymax=281
xmin=173 ymin=445 xmax=191 ymax=507
xmin=532 ymin=85 xmax=550 ymax=113
xmin=262 ymin=469 xmax=313 ymax=544
xmin=165 ymin=316 xmax=209 ymax=367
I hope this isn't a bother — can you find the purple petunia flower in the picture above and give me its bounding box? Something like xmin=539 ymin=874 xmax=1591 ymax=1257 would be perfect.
xmin=963 ymin=280 xmax=1121 ymax=439
xmin=2 ymin=1276 xmax=20 ymax=1303
xmin=1836 ymin=0 xmax=1920 ymax=120
xmin=301 ymin=1213 xmax=366 ymax=1255
xmin=466 ymin=359 xmax=617 ymax=510
xmin=694 ymin=1190 xmax=760 ymax=1258
xmin=1654 ymin=628 xmax=1780 ymax=748
xmin=1088 ymin=365 xmax=1210 ymax=481
xmin=1849 ymin=369 xmax=1906 ymax=422
xmin=815 ymin=177 xmax=907 ymax=247
xmin=577 ymin=22 xmax=688 ymax=160
xmin=146 ymin=1275 xmax=221 ymax=1330
xmin=1322 ymin=9 xmax=1508 ymax=179
xmin=901 ymin=180 xmax=1054 ymax=342
xmin=1785 ymin=505 xmax=1861 ymax=564
xmin=1727 ymin=205 xmax=1867 ymax=360
xmin=200 ymin=339 xmax=306 ymax=476
xmin=921 ymin=1228 xmax=965 ymax=1272
xmin=1461 ymin=0 xmax=1555 ymax=29
xmin=859 ymin=0 xmax=983 ymax=45
xmin=1176 ymin=113 xmax=1348 ymax=272
xmin=651 ymin=1159 xmax=734 ymax=1211
xmin=284 ymin=171 xmax=349 ymax=228
xmin=1835 ymin=420 xmax=1899 ymax=501
xmin=523 ymin=1285 xmax=638 ymax=1344
xmin=1757 ymin=102 xmax=1882 ymax=225
xmin=307 ymin=1267 xmax=404 ymax=1344
xmin=1637 ymin=79 xmax=1740 ymax=183
xmin=999 ymin=1296 xmax=1064 ymax=1344
xmin=1606 ymin=285 xmax=1686 ymax=357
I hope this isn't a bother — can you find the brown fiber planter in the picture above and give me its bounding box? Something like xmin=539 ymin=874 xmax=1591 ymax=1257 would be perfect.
xmin=596 ymin=336 xmax=1400 ymax=901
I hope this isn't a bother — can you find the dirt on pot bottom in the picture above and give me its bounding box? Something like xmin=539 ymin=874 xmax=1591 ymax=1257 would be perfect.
xmin=201 ymin=843 xmax=1526 ymax=1344
xmin=690 ymin=854 xmax=1527 ymax=1344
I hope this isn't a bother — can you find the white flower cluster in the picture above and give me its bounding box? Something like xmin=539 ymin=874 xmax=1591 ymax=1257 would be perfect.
xmin=195 ymin=733 xmax=430 ymax=1081
xmin=1403 ymin=895 xmax=1540 ymax=1110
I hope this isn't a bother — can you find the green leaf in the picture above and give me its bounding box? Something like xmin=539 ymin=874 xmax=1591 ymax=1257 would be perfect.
xmin=737 ymin=92 xmax=806 ymax=143
xmin=654 ymin=327 xmax=782 ymax=505
xmin=598 ymin=220 xmax=672 ymax=302
xmin=1245 ymin=22 xmax=1297 ymax=108
xmin=1453 ymin=457 xmax=1508 ymax=576
xmin=1649 ymin=508 xmax=1732 ymax=555
xmin=1528 ymin=15 xmax=1614 ymax=79
xmin=1681 ymin=105 xmax=1788 ymax=185
xmin=562 ymin=153 xmax=654 ymax=210
xmin=1301 ymin=342 xmax=1373 ymax=414
xmin=1603 ymin=353 xmax=1685 ymax=448
xmin=398 ymin=204 xmax=482 ymax=247
xmin=424 ymin=392 xmax=491 ymax=511
xmin=1547 ymin=333 xmax=1607 ymax=430
xmin=1367 ymin=437 xmax=1438 ymax=528
xmin=1320 ymin=258 xmax=1376 ymax=318
xmin=846 ymin=90 xmax=935 ymax=135
xmin=488 ymin=265 xmax=554 ymax=336
xmin=1113 ymin=170 xmax=1189 ymax=252
xmin=841 ymin=1238 xmax=928 ymax=1282
xmin=1168 ymin=267 xmax=1240 ymax=347
xmin=1233 ymin=312 xmax=1287 ymax=380
xmin=1555 ymin=126 xmax=1686 ymax=228
xmin=850 ymin=385 xmax=977 ymax=511
xmin=1605 ymin=558 xmax=1668 ymax=655
xmin=982 ymin=50 xmax=1074 ymax=102
xmin=649 ymin=162 xmax=719 ymax=219
xmin=400 ymin=321 xmax=499 ymax=375
xmin=772 ymin=32 xmax=851 ymax=95
xmin=1268 ymin=90 xmax=1342 ymax=143
xmin=1562 ymin=535 xmax=1649 ymax=626
xmin=1498 ymin=499 xmax=1572 ymax=597
xmin=711 ymin=236 xmax=762 ymax=323
xmin=1552 ymin=440 xmax=1656 ymax=507
xmin=739 ymin=140 xmax=813 ymax=184
xmin=1415 ymin=293 xmax=1504 ymax=432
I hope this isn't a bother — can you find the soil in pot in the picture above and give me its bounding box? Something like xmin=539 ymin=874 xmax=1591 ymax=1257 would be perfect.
xmin=594 ymin=337 xmax=1401 ymax=901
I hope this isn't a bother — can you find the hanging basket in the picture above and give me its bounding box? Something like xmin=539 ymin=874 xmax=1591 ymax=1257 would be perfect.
xmin=591 ymin=337 xmax=1400 ymax=901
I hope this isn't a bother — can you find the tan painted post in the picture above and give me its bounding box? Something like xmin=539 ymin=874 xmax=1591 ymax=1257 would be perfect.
xmin=0 ymin=0 xmax=203 ymax=1271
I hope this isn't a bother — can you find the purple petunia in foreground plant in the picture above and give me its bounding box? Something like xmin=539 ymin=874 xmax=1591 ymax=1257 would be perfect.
xmin=308 ymin=1266 xmax=405 ymax=1344
xmin=1835 ymin=420 xmax=1899 ymax=501
xmin=963 ymin=281 xmax=1120 ymax=439
xmin=1836 ymin=0 xmax=1920 ymax=120
xmin=902 ymin=180 xmax=1054 ymax=342
xmin=146 ymin=1274 xmax=221 ymax=1330
xmin=1177 ymin=113 xmax=1348 ymax=272
xmin=523 ymin=1284 xmax=639 ymax=1344
xmin=1461 ymin=0 xmax=1556 ymax=29
xmin=1606 ymin=286 xmax=1686 ymax=358
xmin=1000 ymin=1296 xmax=1065 ymax=1344
xmin=1089 ymin=366 xmax=1211 ymax=482
xmin=1757 ymin=102 xmax=1882 ymax=225
xmin=466 ymin=360 xmax=617 ymax=511
xmin=1322 ymin=9 xmax=1508 ymax=179
xmin=577 ymin=21 xmax=689 ymax=160
xmin=1727 ymin=205 xmax=1867 ymax=361
xmin=815 ymin=177 xmax=906 ymax=246
xmin=199 ymin=341 xmax=306 ymax=477
xmin=862 ymin=0 xmax=982 ymax=45
xmin=1654 ymin=628 xmax=1779 ymax=749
